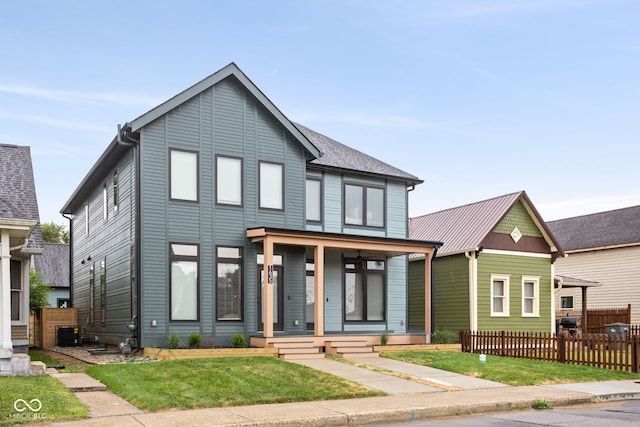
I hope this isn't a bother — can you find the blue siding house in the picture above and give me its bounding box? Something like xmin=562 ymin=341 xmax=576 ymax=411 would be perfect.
xmin=61 ymin=63 xmax=439 ymax=358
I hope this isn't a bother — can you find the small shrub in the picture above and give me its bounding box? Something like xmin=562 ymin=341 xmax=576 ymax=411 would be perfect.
xmin=167 ymin=333 xmax=181 ymax=349
xmin=432 ymin=329 xmax=456 ymax=344
xmin=532 ymin=399 xmax=553 ymax=410
xmin=202 ymin=337 xmax=214 ymax=348
xmin=379 ymin=330 xmax=389 ymax=346
xmin=231 ymin=332 xmax=246 ymax=348
xmin=187 ymin=332 xmax=202 ymax=349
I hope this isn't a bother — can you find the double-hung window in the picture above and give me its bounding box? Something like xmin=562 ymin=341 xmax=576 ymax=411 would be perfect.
xmin=170 ymin=149 xmax=199 ymax=202
xmin=344 ymin=259 xmax=386 ymax=322
xmin=522 ymin=276 xmax=539 ymax=317
xmin=216 ymin=156 xmax=242 ymax=206
xmin=10 ymin=260 xmax=22 ymax=321
xmin=344 ymin=184 xmax=384 ymax=227
xmin=170 ymin=243 xmax=199 ymax=321
xmin=259 ymin=161 xmax=283 ymax=210
xmin=216 ymin=247 xmax=243 ymax=321
xmin=491 ymin=274 xmax=510 ymax=316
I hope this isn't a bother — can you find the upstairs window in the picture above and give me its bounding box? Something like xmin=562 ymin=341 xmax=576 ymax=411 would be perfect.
xmin=344 ymin=184 xmax=385 ymax=227
xmin=85 ymin=203 xmax=89 ymax=236
xmin=103 ymin=184 xmax=108 ymax=222
xmin=216 ymin=156 xmax=243 ymax=206
xmin=170 ymin=149 xmax=199 ymax=202
xmin=259 ymin=161 xmax=283 ymax=210
xmin=306 ymin=178 xmax=322 ymax=222
xmin=113 ymin=171 xmax=119 ymax=213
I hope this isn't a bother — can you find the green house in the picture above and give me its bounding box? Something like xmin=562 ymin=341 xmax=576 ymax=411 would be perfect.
xmin=409 ymin=191 xmax=564 ymax=334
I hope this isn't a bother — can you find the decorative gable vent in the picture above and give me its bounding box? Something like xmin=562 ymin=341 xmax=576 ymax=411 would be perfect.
xmin=511 ymin=227 xmax=523 ymax=243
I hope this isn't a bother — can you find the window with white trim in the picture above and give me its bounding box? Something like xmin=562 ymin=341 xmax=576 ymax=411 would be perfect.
xmin=170 ymin=149 xmax=199 ymax=202
xmin=216 ymin=156 xmax=242 ymax=206
xmin=491 ymin=274 xmax=510 ymax=316
xmin=560 ymin=295 xmax=574 ymax=310
xmin=522 ymin=276 xmax=539 ymax=317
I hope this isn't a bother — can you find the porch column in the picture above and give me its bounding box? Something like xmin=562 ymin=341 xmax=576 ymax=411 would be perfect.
xmin=262 ymin=235 xmax=274 ymax=338
xmin=424 ymin=251 xmax=432 ymax=337
xmin=581 ymin=286 xmax=588 ymax=334
xmin=0 ymin=230 xmax=12 ymax=357
xmin=313 ymin=244 xmax=325 ymax=336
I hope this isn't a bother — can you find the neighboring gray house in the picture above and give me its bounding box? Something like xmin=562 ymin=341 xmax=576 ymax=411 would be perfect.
xmin=61 ymin=63 xmax=439 ymax=357
xmin=0 ymin=144 xmax=43 ymax=375
xmin=33 ymin=242 xmax=70 ymax=308
xmin=548 ymin=205 xmax=640 ymax=325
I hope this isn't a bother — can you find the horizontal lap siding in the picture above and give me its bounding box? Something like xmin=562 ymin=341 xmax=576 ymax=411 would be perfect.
xmin=477 ymin=253 xmax=552 ymax=332
xmin=433 ymin=255 xmax=470 ymax=332
xmin=71 ymin=148 xmax=136 ymax=345
xmin=555 ymin=246 xmax=640 ymax=324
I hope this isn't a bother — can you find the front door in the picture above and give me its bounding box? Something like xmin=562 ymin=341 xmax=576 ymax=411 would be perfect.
xmin=258 ymin=265 xmax=283 ymax=331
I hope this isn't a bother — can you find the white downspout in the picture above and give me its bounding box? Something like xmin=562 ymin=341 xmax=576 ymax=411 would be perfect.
xmin=465 ymin=251 xmax=478 ymax=331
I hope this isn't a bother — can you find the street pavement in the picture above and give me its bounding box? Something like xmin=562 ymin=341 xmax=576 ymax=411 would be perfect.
xmin=42 ymin=356 xmax=640 ymax=426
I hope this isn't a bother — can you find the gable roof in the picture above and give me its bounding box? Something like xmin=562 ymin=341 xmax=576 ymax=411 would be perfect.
xmin=33 ymin=243 xmax=69 ymax=288
xmin=547 ymin=205 xmax=640 ymax=252
xmin=131 ymin=62 xmax=320 ymax=160
xmin=410 ymin=191 xmax=563 ymax=256
xmin=0 ymin=143 xmax=43 ymax=250
xmin=295 ymin=123 xmax=422 ymax=186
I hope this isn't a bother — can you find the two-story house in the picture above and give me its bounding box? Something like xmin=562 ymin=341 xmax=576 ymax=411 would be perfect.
xmin=61 ymin=63 xmax=440 ymax=358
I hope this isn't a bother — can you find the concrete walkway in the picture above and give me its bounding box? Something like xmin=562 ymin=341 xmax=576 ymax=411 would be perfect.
xmin=43 ymin=358 xmax=640 ymax=426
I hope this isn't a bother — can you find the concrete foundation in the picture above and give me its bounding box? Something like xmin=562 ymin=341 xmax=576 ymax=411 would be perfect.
xmin=0 ymin=353 xmax=45 ymax=376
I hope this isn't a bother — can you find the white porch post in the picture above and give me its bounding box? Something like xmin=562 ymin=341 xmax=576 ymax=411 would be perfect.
xmin=313 ymin=244 xmax=325 ymax=336
xmin=424 ymin=251 xmax=432 ymax=337
xmin=262 ymin=235 xmax=274 ymax=338
xmin=0 ymin=230 xmax=12 ymax=358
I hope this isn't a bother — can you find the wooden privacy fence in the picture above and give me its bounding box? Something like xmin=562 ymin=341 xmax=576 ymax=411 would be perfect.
xmin=586 ymin=305 xmax=631 ymax=334
xmin=460 ymin=330 xmax=640 ymax=373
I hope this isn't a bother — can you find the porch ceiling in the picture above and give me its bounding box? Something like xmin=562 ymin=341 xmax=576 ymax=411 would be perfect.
xmin=247 ymin=226 xmax=441 ymax=257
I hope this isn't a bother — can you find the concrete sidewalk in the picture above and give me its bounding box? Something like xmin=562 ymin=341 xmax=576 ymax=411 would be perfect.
xmin=43 ymin=358 xmax=640 ymax=426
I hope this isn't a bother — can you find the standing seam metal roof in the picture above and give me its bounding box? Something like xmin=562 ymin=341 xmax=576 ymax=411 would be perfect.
xmin=410 ymin=192 xmax=524 ymax=255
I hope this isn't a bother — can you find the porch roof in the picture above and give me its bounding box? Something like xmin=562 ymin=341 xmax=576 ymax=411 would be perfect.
xmin=247 ymin=226 xmax=442 ymax=257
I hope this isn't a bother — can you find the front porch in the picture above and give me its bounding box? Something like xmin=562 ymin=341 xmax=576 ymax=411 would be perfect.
xmin=250 ymin=333 xmax=429 ymax=360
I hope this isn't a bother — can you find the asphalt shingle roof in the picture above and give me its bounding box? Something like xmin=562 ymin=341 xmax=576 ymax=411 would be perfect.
xmin=0 ymin=143 xmax=43 ymax=249
xmin=295 ymin=123 xmax=422 ymax=185
xmin=33 ymin=243 xmax=69 ymax=288
xmin=547 ymin=205 xmax=640 ymax=251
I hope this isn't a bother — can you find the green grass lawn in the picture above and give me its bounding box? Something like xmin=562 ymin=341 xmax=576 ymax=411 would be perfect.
xmin=383 ymin=351 xmax=640 ymax=386
xmin=0 ymin=375 xmax=88 ymax=426
xmin=86 ymin=356 xmax=384 ymax=411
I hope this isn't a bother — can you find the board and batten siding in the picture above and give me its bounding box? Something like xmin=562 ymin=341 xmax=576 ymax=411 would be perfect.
xmin=70 ymin=148 xmax=136 ymax=346
xmin=555 ymin=245 xmax=640 ymax=325
xmin=476 ymin=252 xmax=553 ymax=332
xmin=137 ymin=76 xmax=309 ymax=347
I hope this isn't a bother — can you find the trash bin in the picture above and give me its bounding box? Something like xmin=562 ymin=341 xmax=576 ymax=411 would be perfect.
xmin=605 ymin=323 xmax=629 ymax=350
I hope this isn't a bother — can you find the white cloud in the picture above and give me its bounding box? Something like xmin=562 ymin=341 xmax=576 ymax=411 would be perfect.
xmin=0 ymin=84 xmax=162 ymax=107
xmin=0 ymin=112 xmax=113 ymax=133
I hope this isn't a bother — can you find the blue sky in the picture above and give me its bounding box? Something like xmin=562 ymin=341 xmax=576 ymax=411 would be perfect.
xmin=1 ymin=0 xmax=638 ymax=225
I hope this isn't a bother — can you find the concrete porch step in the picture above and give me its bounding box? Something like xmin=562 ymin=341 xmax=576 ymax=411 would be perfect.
xmin=279 ymin=352 xmax=326 ymax=360
xmin=325 ymin=340 xmax=378 ymax=359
